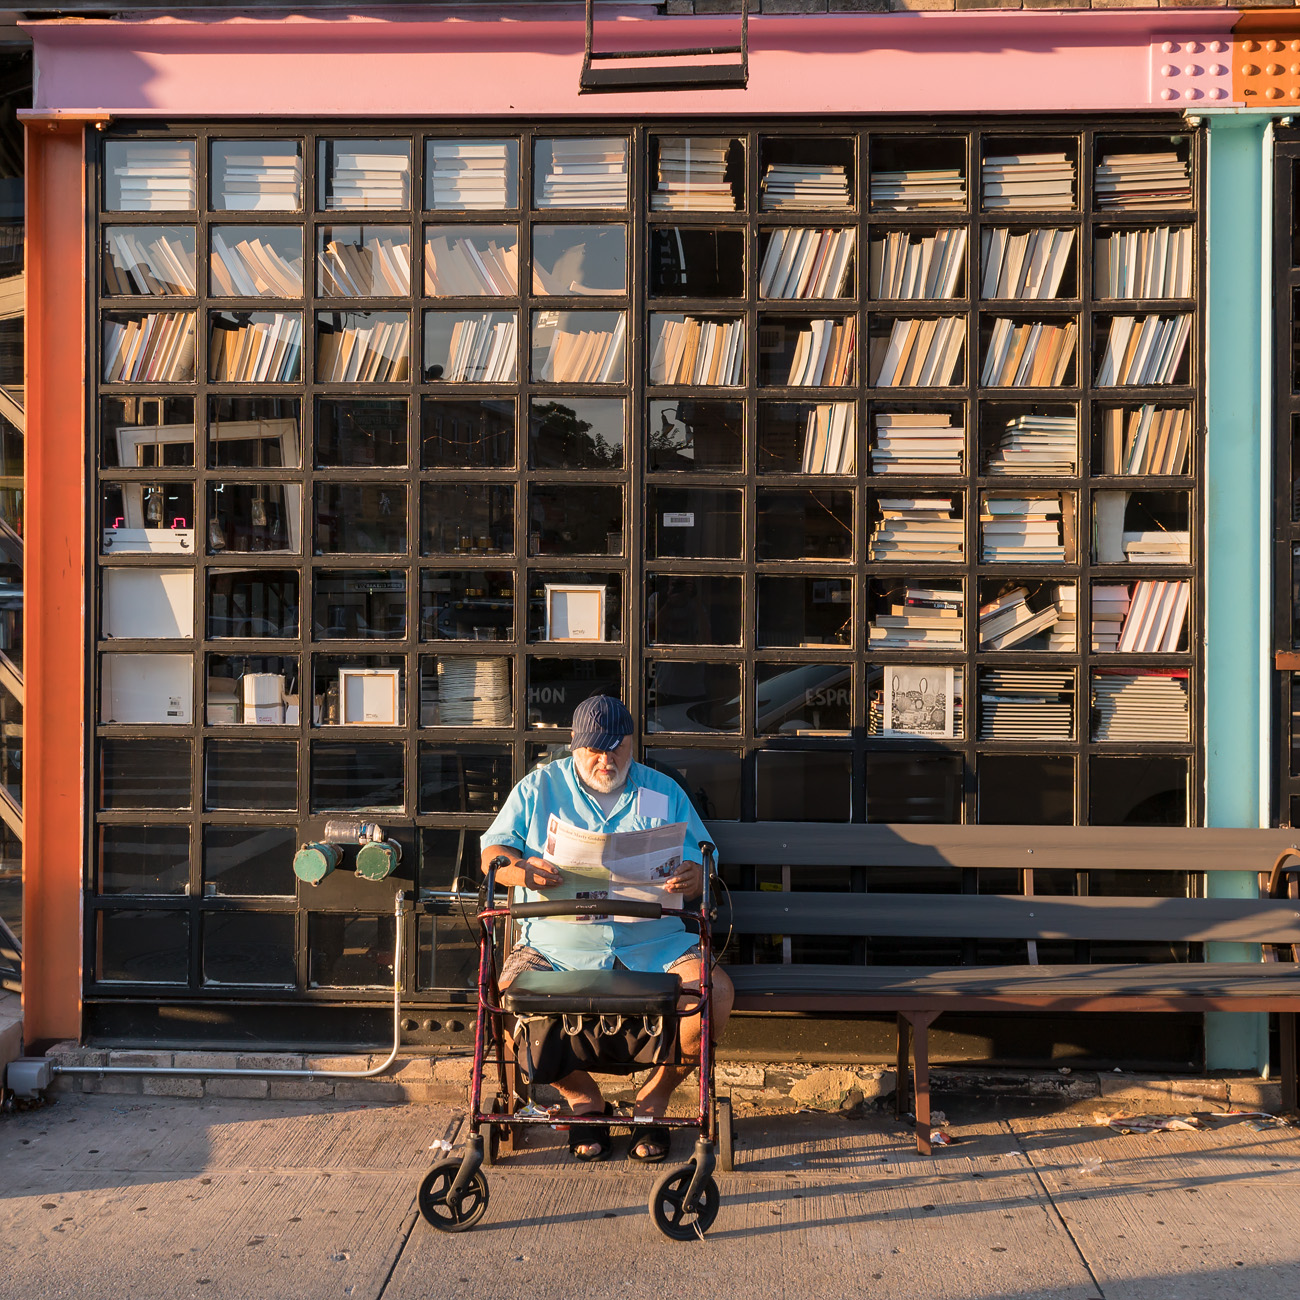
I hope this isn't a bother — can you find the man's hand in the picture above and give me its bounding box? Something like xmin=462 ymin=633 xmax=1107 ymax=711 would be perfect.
xmin=663 ymin=860 xmax=703 ymax=897
xmin=489 ymin=854 xmax=562 ymax=891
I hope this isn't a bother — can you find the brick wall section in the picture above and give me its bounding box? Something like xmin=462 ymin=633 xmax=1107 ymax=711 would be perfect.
xmin=665 ymin=1 xmax=1296 ymax=11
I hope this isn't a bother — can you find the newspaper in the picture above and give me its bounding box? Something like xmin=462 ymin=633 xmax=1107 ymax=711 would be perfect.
xmin=538 ymin=815 xmax=687 ymax=922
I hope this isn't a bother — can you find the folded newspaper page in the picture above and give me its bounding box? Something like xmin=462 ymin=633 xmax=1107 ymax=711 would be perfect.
xmin=538 ymin=815 xmax=687 ymax=922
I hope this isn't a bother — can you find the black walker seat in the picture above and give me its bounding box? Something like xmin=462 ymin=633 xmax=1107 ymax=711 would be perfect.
xmin=502 ymin=969 xmax=682 ymax=1016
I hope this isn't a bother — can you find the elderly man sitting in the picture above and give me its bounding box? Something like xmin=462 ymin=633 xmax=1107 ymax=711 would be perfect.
xmin=481 ymin=694 xmax=733 ymax=1163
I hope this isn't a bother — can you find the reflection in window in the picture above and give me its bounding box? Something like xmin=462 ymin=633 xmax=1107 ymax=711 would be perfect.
xmin=98 ymin=826 xmax=190 ymax=895
xmin=529 ymin=398 xmax=623 ymax=469
xmin=421 ymin=656 xmax=512 ymax=727
xmin=309 ymin=913 xmax=397 ymax=987
xmin=650 ymin=228 xmax=745 ymax=298
xmin=320 ymin=225 xmax=411 ymax=296
xmin=422 ymin=398 xmax=515 ymax=468
xmin=526 ymin=659 xmax=621 ymax=727
xmin=529 ymin=485 xmax=622 ymax=556
xmin=207 ymin=569 xmax=299 ymax=638
xmin=977 ymin=754 xmax=1074 ymax=824
xmin=101 ymin=397 xmax=195 ymax=469
xmin=208 ymin=397 xmax=300 ymax=468
xmin=97 ymin=911 xmax=190 ymax=984
xmin=646 ymin=575 xmax=742 ymax=647
xmin=99 ymin=738 xmax=192 ymax=810
xmin=203 ymin=826 xmax=297 ymax=897
xmin=418 ymin=745 xmax=513 ymax=813
xmin=311 ymin=742 xmax=405 ymax=811
xmin=314 ymin=570 xmax=407 ymax=640
xmin=203 ymin=913 xmax=296 ymax=987
xmin=420 ymin=828 xmax=485 ymax=894
xmin=648 ymin=400 xmax=744 ymax=472
xmin=757 ymin=577 xmax=852 ymax=647
xmin=531 ymin=310 xmax=626 ymax=383
xmin=756 ymin=490 xmax=853 ymax=560
xmin=206 ymin=654 xmax=299 ymax=726
xmin=1089 ymin=757 xmax=1188 ymax=825
xmin=865 ymin=753 xmax=963 ymax=823
xmin=424 ymin=310 xmax=517 ymax=383
xmin=758 ymin=401 xmax=857 ymax=474
xmin=421 ymin=483 xmax=514 ymax=556
xmin=101 ymin=482 xmax=196 ymax=555
xmin=756 ymin=751 xmax=851 ymax=821
xmin=425 ymin=225 xmax=518 ymax=297
xmin=104 ymin=226 xmax=197 ymax=296
xmin=316 ymin=398 xmax=407 ymax=467
xmin=647 ymin=662 xmax=741 ymax=733
xmin=205 ymin=739 xmax=298 ymax=810
xmin=647 ymin=488 xmax=742 ymax=559
xmin=313 ymin=655 xmax=404 ymax=726
xmin=314 ymin=484 xmax=407 ymax=554
xmin=644 ymin=748 xmax=742 ymax=820
xmin=210 ymin=225 xmax=303 ymax=298
xmin=756 ymin=663 xmax=851 ymax=735
xmin=208 ymin=482 xmax=300 ymax=553
xmin=423 ymin=571 xmax=515 ymax=642
xmin=532 ymin=225 xmax=626 ymax=296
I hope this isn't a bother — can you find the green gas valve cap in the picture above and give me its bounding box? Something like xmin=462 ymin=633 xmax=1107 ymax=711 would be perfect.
xmin=356 ymin=839 xmax=401 ymax=881
xmin=294 ymin=842 xmax=342 ymax=885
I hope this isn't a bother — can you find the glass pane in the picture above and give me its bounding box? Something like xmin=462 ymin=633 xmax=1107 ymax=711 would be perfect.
xmin=651 ymin=229 xmax=744 ymax=298
xmin=977 ymin=666 xmax=1075 ymax=740
xmin=981 ymin=314 xmax=1079 ymax=388
xmin=311 ymin=742 xmax=405 ymax=811
xmin=319 ymin=138 xmax=411 ymax=210
xmin=209 ymin=226 xmax=303 ymax=298
xmin=423 ymin=225 xmax=518 ymax=297
xmin=647 ymin=488 xmax=742 ymax=559
xmin=208 ymin=396 xmax=301 ymax=468
xmin=1091 ymin=490 xmax=1189 ymax=564
xmin=97 ymin=910 xmax=189 ymax=984
xmin=206 ymin=739 xmax=298 ymax=811
xmin=99 ymin=738 xmax=191 ymax=810
xmin=1091 ymin=671 xmax=1189 ymax=742
xmin=867 ymin=578 xmax=964 ymax=652
xmin=313 ymin=655 xmax=404 ymax=727
xmin=104 ymin=226 xmax=196 ymax=296
xmin=420 ymin=827 xmax=484 ymax=894
xmin=979 ymin=403 xmax=1078 ymax=475
xmin=649 ymin=314 xmax=743 ymax=386
xmin=533 ymin=225 xmax=626 ymax=297
xmin=316 ymin=312 xmax=410 ymax=383
xmin=102 ymin=568 xmax=194 ymax=640
xmin=99 ymin=826 xmax=190 ymax=895
xmin=203 ymin=826 xmax=297 ymax=898
xmin=101 ymin=396 xmax=195 ymax=469
xmin=646 ymin=575 xmax=742 ymax=646
xmin=203 ymin=912 xmax=295 ymax=987
xmin=427 ymin=138 xmax=518 ymax=211
xmin=100 ymin=653 xmax=193 ymax=725
xmin=869 ymin=228 xmax=965 ymax=300
xmin=206 ymin=654 xmax=299 ymax=726
xmin=424 ymin=310 xmax=518 ymax=383
xmin=421 ymin=655 xmax=512 ymax=727
xmin=756 ymin=490 xmax=853 ymax=560
xmin=525 ymin=659 xmax=622 ymax=727
xmin=529 ymin=398 xmax=624 ymax=469
xmin=866 ymin=753 xmax=963 ymax=823
xmin=644 ymin=748 xmax=742 ymax=819
xmin=1093 ymin=225 xmax=1189 ymax=299
xmin=208 ymin=310 xmax=302 ymax=383
xmin=309 ymin=913 xmax=397 ymax=987
xmin=418 ymin=914 xmax=479 ymax=992
xmin=1089 ymin=757 xmax=1188 ymax=825
xmin=534 ymin=137 xmax=628 ymax=210
xmin=977 ymin=754 xmax=1074 ymax=824
xmin=759 ymin=401 xmax=857 ymax=474
xmin=211 ymin=139 xmax=302 ymax=211
xmin=314 ymin=484 xmax=407 ymax=555
xmin=649 ymin=136 xmax=743 ymax=213
xmin=981 ymin=490 xmax=1069 ymax=564
xmin=529 ymin=485 xmax=622 ymax=556
xmin=527 ymin=572 xmax=621 ymax=644
xmin=419 ymin=744 xmax=513 ymax=813
xmin=648 ymin=400 xmax=744 ymax=471
xmin=757 ymin=576 xmax=853 ymax=647
xmin=422 ymin=397 xmax=515 ymax=469
xmin=208 ymin=482 xmax=301 ymax=554
xmin=423 ymin=570 xmax=515 ymax=642
xmin=531 ymin=310 xmax=626 ymax=383
xmin=759 ymin=136 xmax=855 ymax=212
xmin=319 ymin=225 xmax=411 ymax=296
xmin=101 ymin=482 xmax=196 ymax=555
xmin=420 ymin=483 xmax=514 ymax=556
xmin=1093 ymin=134 xmax=1193 ymax=212
xmin=1095 ymin=313 xmax=1191 ymax=387
xmin=981 ymin=136 xmax=1077 ymax=212
xmin=206 ymin=569 xmax=299 ymax=638
xmin=867 ymin=316 xmax=966 ymax=387
xmin=105 ymin=140 xmax=196 ymax=212
xmin=313 ymin=570 xmax=407 ymax=640
xmin=315 ymin=399 xmax=407 ymax=467
xmin=103 ymin=311 xmax=197 ymax=383
xmin=978 ymin=579 xmax=1076 ymax=653
xmin=756 ymin=751 xmax=852 ymax=820
xmin=871 ymin=137 xmax=968 ymax=211
xmin=760 ymin=228 xmax=856 ymax=300
xmin=756 ymin=663 xmax=852 ymax=735
xmin=647 ymin=662 xmax=741 ymax=733
xmin=758 ymin=316 xmax=856 ymax=387
xmin=1094 ymin=405 xmax=1191 ymax=477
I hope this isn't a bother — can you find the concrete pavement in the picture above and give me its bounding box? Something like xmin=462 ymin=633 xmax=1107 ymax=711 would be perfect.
xmin=2 ymin=1091 xmax=1298 ymax=1300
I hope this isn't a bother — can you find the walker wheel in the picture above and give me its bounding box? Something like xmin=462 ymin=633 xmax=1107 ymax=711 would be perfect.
xmin=418 ymin=1159 xmax=490 ymax=1233
xmin=482 ymin=1095 xmax=507 ymax=1167
xmin=648 ymin=1162 xmax=720 ymax=1242
xmin=715 ymin=1095 xmax=735 ymax=1173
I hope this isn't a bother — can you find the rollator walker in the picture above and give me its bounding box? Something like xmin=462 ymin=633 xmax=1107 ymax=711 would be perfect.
xmin=417 ymin=842 xmax=733 ymax=1240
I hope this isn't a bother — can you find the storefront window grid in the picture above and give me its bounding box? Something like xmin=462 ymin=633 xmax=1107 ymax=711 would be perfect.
xmin=88 ymin=120 xmax=1204 ymax=998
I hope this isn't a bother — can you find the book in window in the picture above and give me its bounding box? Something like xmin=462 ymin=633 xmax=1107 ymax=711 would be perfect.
xmin=979 ymin=228 xmax=1076 ymax=300
xmin=650 ymin=314 xmax=743 ymax=387
xmin=320 ymin=226 xmax=412 ymax=297
xmin=105 ymin=140 xmax=196 ymax=212
xmin=869 ymin=136 xmax=965 ymax=212
xmin=534 ymin=137 xmax=629 ymax=210
xmin=103 ymin=311 xmax=198 ymax=383
xmin=424 ymin=226 xmax=518 ymax=297
xmin=207 ymin=311 xmax=302 ymax=383
xmin=424 ymin=311 xmax=518 ymax=383
xmin=316 ymin=312 xmax=411 ymax=383
xmin=319 ymin=139 xmax=412 ymax=211
xmin=104 ymin=227 xmax=196 ymax=296
xmin=211 ymin=140 xmax=303 ymax=212
xmin=761 ymin=228 xmax=856 ymax=300
xmin=869 ymin=406 xmax=963 ymax=476
xmin=649 ymin=136 xmax=743 ymax=212
xmin=531 ymin=310 xmax=627 ymax=384
xmin=868 ymin=579 xmax=964 ymax=651
xmin=427 ymin=138 xmax=519 ymax=211
xmin=210 ymin=226 xmax=303 ymax=298
xmin=868 ymin=317 xmax=965 ymax=387
xmin=758 ymin=316 xmax=856 ymax=387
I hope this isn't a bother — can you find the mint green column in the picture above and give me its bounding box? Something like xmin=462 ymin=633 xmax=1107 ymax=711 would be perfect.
xmin=1204 ymin=114 xmax=1271 ymax=1071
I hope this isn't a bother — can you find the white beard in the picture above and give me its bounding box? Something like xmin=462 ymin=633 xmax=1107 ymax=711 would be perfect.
xmin=582 ymin=765 xmax=627 ymax=794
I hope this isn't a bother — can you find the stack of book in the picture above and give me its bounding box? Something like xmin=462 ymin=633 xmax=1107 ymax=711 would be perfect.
xmin=536 ymin=315 xmax=627 ymax=383
xmin=1047 ymin=584 xmax=1077 ymax=651
xmin=980 ymin=228 xmax=1075 ymax=299
xmin=869 ymin=229 xmax=965 ymax=300
xmin=103 ymin=312 xmax=198 ymax=383
xmin=978 ymin=586 xmax=1061 ymax=650
xmin=538 ymin=139 xmax=628 ymax=208
xmin=652 ymin=138 xmax=734 ymax=212
xmin=984 ymin=413 xmax=1077 ymax=475
xmin=650 ymin=317 xmax=743 ymax=386
xmin=870 ymin=168 xmax=966 ymax=211
xmin=208 ymin=313 xmax=302 ymax=383
xmin=1096 ymin=315 xmax=1192 ymax=386
xmin=784 ymin=319 xmax=856 ymax=386
xmin=1115 ymin=579 xmax=1190 ymax=652
xmin=316 ymin=317 xmax=411 ymax=383
xmin=981 ymin=153 xmax=1075 ymax=210
xmin=424 ymin=232 xmax=518 ymax=296
xmin=104 ymin=229 xmax=196 ymax=296
xmin=978 ymin=669 xmax=1074 ymax=740
xmin=869 ymin=585 xmax=964 ymax=648
xmin=1123 ymin=530 xmax=1190 ymax=563
xmin=1095 ymin=227 xmax=1193 ymax=299
xmin=870 ymin=496 xmax=964 ymax=561
xmin=325 ymin=148 xmax=410 ymax=209
xmin=759 ymin=228 xmax=856 ymax=299
xmin=111 ymin=143 xmax=196 ymax=211
xmin=980 ymin=496 xmax=1065 ymax=563
xmin=428 ymin=141 xmax=514 ymax=210
xmin=433 ymin=657 xmax=511 ymax=726
xmin=216 ymin=149 xmax=302 ymax=211
xmin=210 ymin=231 xmax=302 ymax=298
xmin=1091 ymin=585 xmax=1132 ymax=652
xmin=870 ymin=317 xmax=965 ymax=387
xmin=431 ymin=314 xmax=517 ymax=383
xmin=1095 ymin=153 xmax=1193 ymax=211
xmin=1092 ymin=672 xmax=1189 ymax=741
xmin=870 ymin=412 xmax=964 ymax=475
xmin=761 ymin=162 xmax=852 ymax=210
xmin=320 ymin=234 xmax=411 ymax=297
xmin=1099 ymin=406 xmax=1191 ymax=475
xmin=799 ymin=404 xmax=856 ymax=474
xmin=981 ymin=319 xmax=1077 ymax=387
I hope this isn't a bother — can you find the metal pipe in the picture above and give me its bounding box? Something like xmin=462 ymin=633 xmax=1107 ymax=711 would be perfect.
xmin=52 ymin=894 xmax=411 ymax=1083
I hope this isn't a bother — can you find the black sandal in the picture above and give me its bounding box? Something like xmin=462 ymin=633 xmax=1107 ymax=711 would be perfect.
xmin=628 ymin=1124 xmax=671 ymax=1164
xmin=567 ymin=1103 xmax=614 ymax=1163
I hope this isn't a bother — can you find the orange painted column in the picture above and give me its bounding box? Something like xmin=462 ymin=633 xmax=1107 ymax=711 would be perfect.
xmin=21 ymin=115 xmax=93 ymax=1045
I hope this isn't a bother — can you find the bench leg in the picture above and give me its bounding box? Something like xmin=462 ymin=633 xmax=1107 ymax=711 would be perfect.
xmin=905 ymin=1011 xmax=941 ymax=1156
xmin=1282 ymin=1013 xmax=1298 ymax=1115
xmin=895 ymin=1014 xmax=911 ymax=1122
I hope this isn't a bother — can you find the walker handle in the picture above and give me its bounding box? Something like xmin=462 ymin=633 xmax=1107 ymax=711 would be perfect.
xmin=509 ymin=899 xmax=663 ymax=920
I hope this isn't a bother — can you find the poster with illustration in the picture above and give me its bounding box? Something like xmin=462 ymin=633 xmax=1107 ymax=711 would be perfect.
xmin=883 ymin=665 xmax=955 ymax=738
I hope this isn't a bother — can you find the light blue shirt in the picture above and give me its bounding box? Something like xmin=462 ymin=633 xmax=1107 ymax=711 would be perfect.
xmin=481 ymin=758 xmax=714 ymax=972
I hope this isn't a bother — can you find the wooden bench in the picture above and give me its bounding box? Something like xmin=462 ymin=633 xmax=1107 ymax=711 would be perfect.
xmin=705 ymin=824 xmax=1300 ymax=1153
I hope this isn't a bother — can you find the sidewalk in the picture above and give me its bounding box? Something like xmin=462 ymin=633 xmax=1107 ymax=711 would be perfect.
xmin=2 ymin=1090 xmax=1298 ymax=1300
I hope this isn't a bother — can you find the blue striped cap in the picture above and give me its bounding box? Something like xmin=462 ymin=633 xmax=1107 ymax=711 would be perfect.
xmin=570 ymin=695 xmax=634 ymax=752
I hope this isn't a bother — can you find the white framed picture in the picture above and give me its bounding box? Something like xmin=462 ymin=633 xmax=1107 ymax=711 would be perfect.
xmin=544 ymin=583 xmax=606 ymax=642
xmin=339 ymin=667 xmax=401 ymax=725
xmin=883 ymin=664 xmax=955 ymax=739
